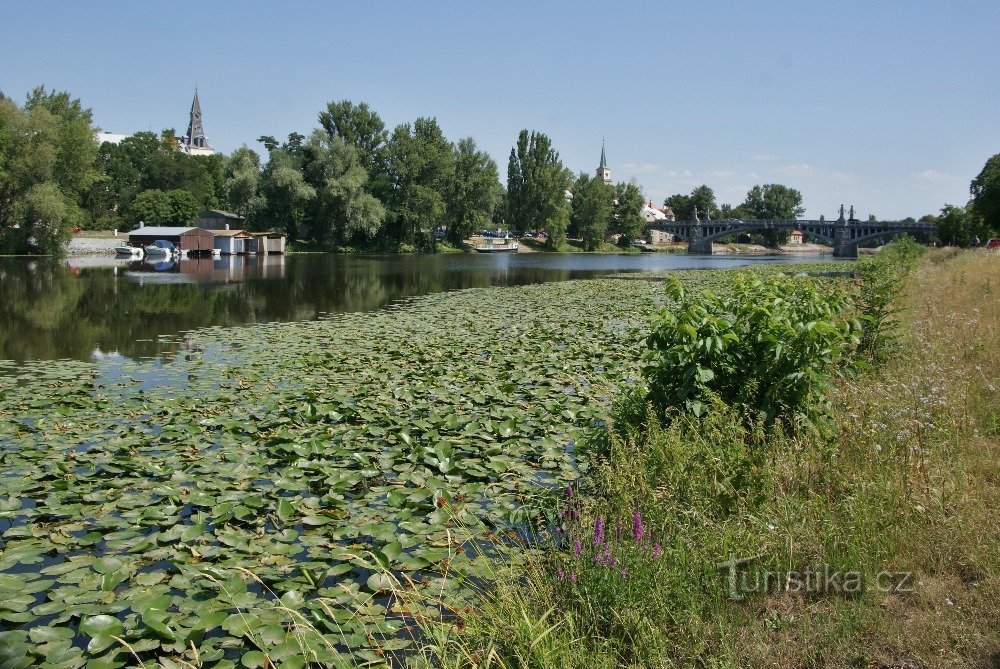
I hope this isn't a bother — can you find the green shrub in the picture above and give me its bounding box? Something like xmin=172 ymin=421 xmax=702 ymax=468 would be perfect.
xmin=643 ymin=273 xmax=859 ymax=426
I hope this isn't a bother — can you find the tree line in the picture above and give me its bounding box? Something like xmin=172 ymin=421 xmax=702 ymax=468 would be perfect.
xmin=3 ymin=86 xmax=999 ymax=255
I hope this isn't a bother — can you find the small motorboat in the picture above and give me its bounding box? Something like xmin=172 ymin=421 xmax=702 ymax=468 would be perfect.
xmin=144 ymin=240 xmax=177 ymax=258
xmin=474 ymin=237 xmax=519 ymax=253
xmin=115 ymin=245 xmax=143 ymax=258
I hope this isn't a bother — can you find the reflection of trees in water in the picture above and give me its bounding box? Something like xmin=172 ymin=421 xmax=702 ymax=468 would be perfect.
xmin=0 ymin=256 xmax=576 ymax=362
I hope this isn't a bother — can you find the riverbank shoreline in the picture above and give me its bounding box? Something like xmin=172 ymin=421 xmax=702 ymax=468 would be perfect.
xmin=413 ymin=248 xmax=1000 ymax=669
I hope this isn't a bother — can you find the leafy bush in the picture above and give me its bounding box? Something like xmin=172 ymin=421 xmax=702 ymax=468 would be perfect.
xmin=643 ymin=273 xmax=859 ymax=426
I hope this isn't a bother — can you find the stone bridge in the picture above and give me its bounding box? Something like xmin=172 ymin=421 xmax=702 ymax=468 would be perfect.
xmin=649 ymin=206 xmax=937 ymax=257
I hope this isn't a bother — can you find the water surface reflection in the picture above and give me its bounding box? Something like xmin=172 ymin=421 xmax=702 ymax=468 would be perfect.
xmin=0 ymin=252 xmax=837 ymax=362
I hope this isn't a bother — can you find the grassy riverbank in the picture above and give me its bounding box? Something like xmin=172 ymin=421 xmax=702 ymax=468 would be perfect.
xmin=414 ymin=248 xmax=1000 ymax=668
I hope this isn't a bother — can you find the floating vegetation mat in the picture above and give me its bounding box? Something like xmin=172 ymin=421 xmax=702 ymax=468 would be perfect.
xmin=0 ymin=277 xmax=684 ymax=667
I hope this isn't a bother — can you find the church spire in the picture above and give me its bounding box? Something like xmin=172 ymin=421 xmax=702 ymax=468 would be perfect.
xmin=183 ymin=87 xmax=213 ymax=154
xmin=596 ymin=140 xmax=611 ymax=184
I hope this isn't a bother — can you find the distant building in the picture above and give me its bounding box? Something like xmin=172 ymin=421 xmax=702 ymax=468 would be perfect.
xmin=649 ymin=229 xmax=674 ymax=244
xmin=180 ymin=87 xmax=215 ymax=156
xmin=195 ymin=210 xmax=244 ymax=230
xmin=641 ymin=201 xmax=675 ymax=223
xmin=788 ymin=229 xmax=804 ymax=245
xmin=94 ymin=131 xmax=127 ymax=145
xmin=596 ymin=142 xmax=611 ymax=185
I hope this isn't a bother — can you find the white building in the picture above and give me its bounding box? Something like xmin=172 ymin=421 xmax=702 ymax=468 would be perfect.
xmin=95 ymin=131 xmax=127 ymax=145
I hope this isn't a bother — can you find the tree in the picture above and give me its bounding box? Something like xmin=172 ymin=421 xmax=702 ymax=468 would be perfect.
xmin=385 ymin=118 xmax=454 ymax=245
xmin=614 ymin=180 xmax=646 ymax=246
xmin=130 ymin=189 xmax=171 ymax=227
xmin=258 ymin=142 xmax=315 ymax=238
xmin=318 ymin=100 xmax=388 ymax=179
xmin=742 ymin=184 xmax=805 ymax=220
xmin=506 ymin=130 xmax=570 ymax=249
xmin=970 ymin=153 xmax=1000 ymax=235
xmin=663 ymin=185 xmax=718 ymax=221
xmin=129 ymin=188 xmax=197 ymax=227
xmin=935 ymin=204 xmax=989 ymax=247
xmin=741 ymin=183 xmax=805 ymax=246
xmin=0 ymin=89 xmax=96 ymax=254
xmin=224 ymin=146 xmax=262 ymax=218
xmin=445 ymin=137 xmax=501 ymax=244
xmin=570 ymin=173 xmax=613 ymax=250
xmin=300 ymin=130 xmax=385 ymax=248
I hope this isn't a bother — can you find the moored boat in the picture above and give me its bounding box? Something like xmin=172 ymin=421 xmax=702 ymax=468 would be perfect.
xmin=143 ymin=240 xmax=178 ymax=258
xmin=115 ymin=245 xmax=143 ymax=258
xmin=474 ymin=238 xmax=519 ymax=253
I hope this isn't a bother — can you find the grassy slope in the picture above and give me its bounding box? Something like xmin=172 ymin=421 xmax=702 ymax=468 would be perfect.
xmin=416 ymin=250 xmax=1000 ymax=669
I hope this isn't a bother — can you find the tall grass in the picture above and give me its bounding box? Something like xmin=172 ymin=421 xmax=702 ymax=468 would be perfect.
xmin=415 ymin=247 xmax=1000 ymax=669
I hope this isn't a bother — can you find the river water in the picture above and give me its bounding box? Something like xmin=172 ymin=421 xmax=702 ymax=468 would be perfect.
xmin=0 ymin=252 xmax=837 ymax=362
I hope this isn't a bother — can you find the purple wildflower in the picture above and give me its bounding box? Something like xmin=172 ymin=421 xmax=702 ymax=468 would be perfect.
xmin=566 ymin=485 xmax=573 ymax=500
xmin=556 ymin=568 xmax=564 ymax=579
xmin=652 ymin=542 xmax=662 ymax=559
xmin=572 ymin=539 xmax=582 ymax=557
xmin=592 ymin=515 xmax=605 ymax=546
xmin=570 ymin=573 xmax=577 ymax=583
xmin=620 ymin=569 xmax=627 ymax=579
xmin=632 ymin=509 xmax=644 ymax=543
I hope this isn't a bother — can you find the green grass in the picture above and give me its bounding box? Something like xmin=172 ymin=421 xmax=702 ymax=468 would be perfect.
xmin=415 ymin=249 xmax=1000 ymax=669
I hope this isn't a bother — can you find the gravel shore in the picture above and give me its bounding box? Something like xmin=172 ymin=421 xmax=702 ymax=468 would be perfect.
xmin=66 ymin=237 xmax=120 ymax=255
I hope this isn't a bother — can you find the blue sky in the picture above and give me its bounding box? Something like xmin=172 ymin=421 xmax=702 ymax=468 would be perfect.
xmin=3 ymin=0 xmax=998 ymax=219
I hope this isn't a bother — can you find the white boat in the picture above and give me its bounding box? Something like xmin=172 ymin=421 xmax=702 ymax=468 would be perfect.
xmin=115 ymin=245 xmax=143 ymax=258
xmin=474 ymin=238 xmax=519 ymax=253
xmin=143 ymin=240 xmax=178 ymax=258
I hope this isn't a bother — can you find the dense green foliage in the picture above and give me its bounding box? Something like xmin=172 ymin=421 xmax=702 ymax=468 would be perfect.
xmin=935 ymin=202 xmax=992 ymax=246
xmin=0 ymin=88 xmax=98 ymax=254
xmin=643 ymin=272 xmax=859 ymax=425
xmin=613 ymin=180 xmax=646 ymax=246
xmin=568 ymin=173 xmax=613 ymax=251
xmin=970 ymin=152 xmax=1000 ymax=234
xmin=129 ymin=188 xmax=199 ymax=227
xmin=93 ymin=131 xmax=226 ymax=231
xmin=663 ymin=184 xmax=718 ymax=221
xmin=506 ymin=130 xmax=572 ymax=248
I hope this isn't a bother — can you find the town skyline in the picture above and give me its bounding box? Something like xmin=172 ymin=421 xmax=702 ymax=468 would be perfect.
xmin=3 ymin=1 xmax=998 ymax=219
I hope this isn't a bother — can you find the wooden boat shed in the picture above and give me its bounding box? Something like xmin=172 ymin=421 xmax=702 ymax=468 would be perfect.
xmin=127 ymin=225 xmax=214 ymax=252
xmin=212 ymin=229 xmax=253 ymax=255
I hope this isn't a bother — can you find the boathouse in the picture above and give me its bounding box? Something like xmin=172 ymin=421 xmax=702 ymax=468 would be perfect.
xmin=195 ymin=209 xmax=244 ymax=231
xmin=127 ymin=225 xmax=214 ymax=253
xmin=245 ymin=232 xmax=286 ymax=254
xmin=212 ymin=229 xmax=252 ymax=255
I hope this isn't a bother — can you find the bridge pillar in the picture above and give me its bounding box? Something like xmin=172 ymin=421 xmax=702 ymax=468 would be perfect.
xmin=832 ymin=205 xmax=856 ymax=257
xmin=688 ymin=238 xmax=713 ymax=255
xmin=687 ymin=208 xmax=712 ymax=254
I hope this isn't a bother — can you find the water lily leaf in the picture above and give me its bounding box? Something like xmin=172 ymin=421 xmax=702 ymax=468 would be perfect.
xmin=80 ymin=614 xmax=124 ymax=653
xmin=240 ymin=651 xmax=268 ymax=668
xmin=276 ymin=498 xmax=295 ymax=521
xmin=28 ymin=626 xmax=74 ymax=645
xmin=366 ymin=572 xmax=393 ymax=592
